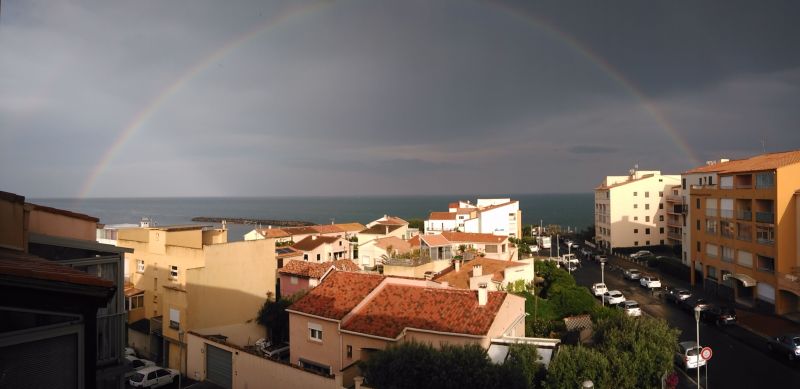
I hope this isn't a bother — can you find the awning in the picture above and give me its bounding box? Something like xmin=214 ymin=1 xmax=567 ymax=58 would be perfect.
xmin=724 ymin=273 xmax=757 ymax=287
xmin=124 ymin=285 xmax=144 ymax=297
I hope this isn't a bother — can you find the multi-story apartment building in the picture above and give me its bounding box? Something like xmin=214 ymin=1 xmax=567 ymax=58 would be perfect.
xmin=686 ymin=150 xmax=800 ymax=316
xmin=117 ymin=225 xmax=277 ymax=371
xmin=664 ymin=185 xmax=685 ymax=251
xmin=679 ymin=162 xmax=726 ymax=268
xmin=424 ymin=198 xmax=522 ymax=238
xmin=594 ymin=170 xmax=680 ymax=250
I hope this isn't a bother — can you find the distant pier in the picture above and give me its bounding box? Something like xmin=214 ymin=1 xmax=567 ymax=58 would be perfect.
xmin=191 ymin=217 xmax=315 ymax=227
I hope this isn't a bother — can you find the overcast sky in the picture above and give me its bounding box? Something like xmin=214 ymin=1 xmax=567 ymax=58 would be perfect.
xmin=2 ymin=0 xmax=799 ymax=198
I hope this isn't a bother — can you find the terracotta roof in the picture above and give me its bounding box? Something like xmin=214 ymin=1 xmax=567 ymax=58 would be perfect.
xmin=448 ymin=202 xmax=459 ymax=209
xmin=292 ymin=235 xmax=341 ymax=252
xmin=332 ymin=223 xmax=366 ymax=232
xmin=124 ymin=283 xmax=144 ymax=297
xmin=0 ymin=248 xmax=114 ymax=288
xmin=258 ymin=228 xmax=292 ymax=238
xmin=288 ymin=271 xmax=385 ymax=320
xmin=281 ymin=226 xmax=321 ymax=236
xmin=341 ymin=284 xmax=507 ymax=338
xmin=441 ymin=231 xmax=506 ymax=244
xmin=375 ymin=216 xmax=407 ymax=225
xmin=420 ymin=234 xmax=450 ymax=247
xmin=428 ymin=212 xmax=457 ymax=220
xmin=27 ymin=203 xmax=99 ymax=222
xmin=433 ymin=257 xmax=528 ymax=289
xmin=594 ymin=173 xmax=656 ymax=190
xmin=683 ymin=149 xmax=800 ymax=174
xmin=275 ymin=246 xmax=303 ymax=259
xmin=279 ymin=259 xmax=360 ymax=279
xmin=313 ymin=225 xmax=344 ymax=234
xmin=360 ymin=224 xmax=403 ymax=235
xmin=374 ymin=236 xmax=412 ymax=254
xmin=408 ymin=235 xmax=421 ymax=247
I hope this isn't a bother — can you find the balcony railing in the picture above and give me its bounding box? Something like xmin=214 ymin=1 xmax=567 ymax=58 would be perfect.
xmin=737 ymin=232 xmax=752 ymax=242
xmin=705 ymin=209 xmax=718 ymax=217
xmin=757 ymin=237 xmax=775 ymax=246
xmin=666 ymin=195 xmax=684 ymax=203
xmin=720 ymin=209 xmax=734 ymax=219
xmin=667 ymin=232 xmax=682 ymax=240
xmin=737 ymin=210 xmax=752 ymax=221
xmin=756 ymin=212 xmax=774 ymax=223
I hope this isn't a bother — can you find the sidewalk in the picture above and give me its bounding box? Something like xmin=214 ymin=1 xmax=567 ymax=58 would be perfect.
xmin=606 ymin=253 xmax=800 ymax=340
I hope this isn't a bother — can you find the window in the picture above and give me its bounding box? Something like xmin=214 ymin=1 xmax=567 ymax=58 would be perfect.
xmin=659 ymin=227 xmax=664 ymax=233
xmin=127 ymin=294 xmax=144 ymax=310
xmin=170 ymin=265 xmax=178 ymax=280
xmin=659 ymin=215 xmax=664 ymax=221
xmin=634 ymin=229 xmax=639 ymax=234
xmin=696 ymin=219 xmax=700 ymax=231
xmin=634 ymin=216 xmax=639 ymax=221
xmin=757 ymin=255 xmax=775 ymax=273
xmin=346 ymin=345 xmax=353 ymax=359
xmin=707 ymin=266 xmax=717 ymax=280
xmin=646 ymin=240 xmax=650 ymax=245
xmin=659 ymin=203 xmax=664 ymax=209
xmin=634 ymin=241 xmax=639 ymax=246
xmin=634 ymin=204 xmax=638 ymax=209
xmin=645 ymin=228 xmax=651 ymax=235
xmin=290 ymin=276 xmax=298 ymax=285
xmin=706 ymin=219 xmax=718 ymax=234
xmin=645 ymin=191 xmax=650 ymax=198
xmin=137 ymin=259 xmax=145 ymax=273
xmin=757 ymin=225 xmax=775 ymax=245
xmin=169 ymin=308 xmax=180 ymax=330
xmin=316 ymin=254 xmax=321 ymax=262
xmin=705 ymin=243 xmax=718 ymax=258
xmin=660 ymin=239 xmax=664 ymax=245
xmin=646 ymin=216 xmax=650 ymax=222
xmin=309 ymin=323 xmax=323 ymax=342
xmin=696 ymin=198 xmax=700 ymax=209
xmin=339 ymin=241 xmax=342 ymax=246
xmin=645 ymin=204 xmax=650 ymax=210
xmin=696 ymin=241 xmax=701 ymax=252
xmin=633 ymin=192 xmax=638 ymax=196
xmin=756 ymin=172 xmax=775 ymax=188
xmin=722 ymin=246 xmax=734 ymax=263
xmin=659 ymin=191 xmax=664 ymax=197
xmin=737 ymin=250 xmax=753 ymax=268
xmin=682 ymin=178 xmax=686 ymax=190
xmin=303 ymin=254 xmax=308 ymax=261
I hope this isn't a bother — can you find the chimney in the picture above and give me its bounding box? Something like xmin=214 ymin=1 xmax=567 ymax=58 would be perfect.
xmin=268 ymin=225 xmax=272 ymax=229
xmin=312 ymin=235 xmax=317 ymax=240
xmin=473 ymin=264 xmax=482 ymax=277
xmin=478 ymin=284 xmax=488 ymax=306
xmin=385 ymin=226 xmax=389 ymax=235
xmin=455 ymin=260 xmax=461 ymax=272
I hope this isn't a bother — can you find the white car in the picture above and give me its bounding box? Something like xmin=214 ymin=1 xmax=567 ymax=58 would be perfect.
xmin=676 ymin=341 xmax=706 ymax=370
xmin=640 ymin=275 xmax=662 ymax=289
xmin=125 ymin=347 xmax=136 ymax=357
xmin=129 ymin=366 xmax=179 ymax=388
xmin=617 ymin=300 xmax=642 ymax=317
xmin=591 ymin=283 xmax=608 ymax=297
xmin=125 ymin=355 xmax=156 ymax=371
xmin=603 ymin=290 xmax=625 ymax=305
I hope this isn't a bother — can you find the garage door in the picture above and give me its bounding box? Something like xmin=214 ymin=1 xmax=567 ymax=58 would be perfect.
xmin=206 ymin=344 xmax=232 ymax=389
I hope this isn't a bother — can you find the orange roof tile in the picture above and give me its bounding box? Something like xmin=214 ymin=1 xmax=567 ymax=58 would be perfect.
xmin=332 ymin=223 xmax=366 ymax=232
xmin=683 ymin=149 xmax=800 ymax=174
xmin=420 ymin=234 xmax=450 ymax=247
xmin=428 ymin=212 xmax=457 ymax=220
xmin=374 ymin=236 xmax=412 ymax=254
xmin=341 ymin=284 xmax=507 ymax=338
xmin=360 ymin=224 xmax=403 ymax=235
xmin=441 ymin=231 xmax=506 ymax=244
xmin=258 ymin=228 xmax=291 ymax=238
xmin=434 ymin=257 xmax=528 ymax=289
xmin=279 ymin=259 xmax=360 ymax=279
xmin=292 ymin=235 xmax=341 ymax=252
xmin=408 ymin=235 xmax=421 ymax=247
xmin=0 ymin=248 xmax=114 ymax=288
xmin=377 ymin=216 xmax=408 ymax=225
xmin=288 ymin=271 xmax=385 ymax=320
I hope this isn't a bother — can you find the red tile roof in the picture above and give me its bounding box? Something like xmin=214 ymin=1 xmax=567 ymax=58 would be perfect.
xmin=0 ymin=248 xmax=114 ymax=288
xmin=441 ymin=231 xmax=506 ymax=244
xmin=341 ymin=284 xmax=507 ymax=338
xmin=258 ymin=228 xmax=292 ymax=238
xmin=374 ymin=236 xmax=412 ymax=254
xmin=292 ymin=235 xmax=341 ymax=251
xmin=374 ymin=216 xmax=408 ymax=225
xmin=428 ymin=212 xmax=457 ymax=220
xmin=275 ymin=246 xmax=303 ymax=259
xmin=407 ymin=235 xmax=421 ymax=248
xmin=360 ymin=224 xmax=403 ymax=235
xmin=288 ymin=271 xmax=385 ymax=320
xmin=420 ymin=234 xmax=450 ymax=247
xmin=433 ymin=257 xmax=528 ymax=289
xmin=683 ymin=149 xmax=800 ymax=174
xmin=279 ymin=259 xmax=361 ymax=279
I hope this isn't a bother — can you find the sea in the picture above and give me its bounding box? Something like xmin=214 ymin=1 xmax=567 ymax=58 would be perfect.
xmin=30 ymin=194 xmax=593 ymax=241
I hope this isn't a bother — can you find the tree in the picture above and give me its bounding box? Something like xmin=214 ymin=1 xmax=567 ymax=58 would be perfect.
xmin=407 ymin=218 xmax=425 ymax=232
xmin=256 ymin=291 xmax=306 ymax=344
xmin=550 ymin=285 xmax=595 ymax=318
xmin=500 ymin=344 xmax=546 ymax=389
xmin=546 ymin=345 xmax=610 ymax=389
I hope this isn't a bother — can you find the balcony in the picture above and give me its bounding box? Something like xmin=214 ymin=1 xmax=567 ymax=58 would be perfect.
xmin=778 ymin=271 xmax=800 ymax=296
xmin=667 ymin=232 xmax=682 ymax=240
xmin=737 ymin=210 xmax=752 ymax=221
xmin=756 ymin=212 xmax=774 ymax=224
xmin=720 ymin=209 xmax=734 ymax=219
xmin=666 ymin=195 xmax=684 ymax=203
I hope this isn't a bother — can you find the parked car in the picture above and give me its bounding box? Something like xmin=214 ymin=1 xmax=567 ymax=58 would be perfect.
xmin=603 ymin=290 xmax=625 ymax=305
xmin=125 ymin=347 xmax=137 ymax=357
xmin=699 ymin=305 xmax=737 ymax=326
xmin=617 ymin=300 xmax=642 ymax=317
xmin=631 ymin=250 xmax=652 ymax=259
xmin=767 ymin=334 xmax=800 ymax=361
xmin=623 ymin=268 xmax=641 ymax=280
xmin=675 ymin=341 xmax=706 ymax=370
xmin=591 ymin=283 xmax=608 ymax=297
xmin=665 ymin=287 xmax=692 ymax=304
xmin=129 ymin=367 xmax=179 ymax=388
xmin=640 ymin=275 xmax=662 ymax=289
xmin=679 ymin=297 xmax=710 ymax=313
xmin=125 ymin=355 xmax=156 ymax=371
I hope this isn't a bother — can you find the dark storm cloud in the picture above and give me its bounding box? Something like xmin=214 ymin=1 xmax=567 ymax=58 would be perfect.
xmin=1 ymin=0 xmax=798 ymax=197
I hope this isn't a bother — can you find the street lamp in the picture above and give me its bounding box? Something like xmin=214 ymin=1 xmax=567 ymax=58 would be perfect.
xmin=694 ymin=306 xmax=701 ymax=389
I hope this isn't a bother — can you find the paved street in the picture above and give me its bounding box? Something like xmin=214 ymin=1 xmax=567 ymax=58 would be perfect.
xmin=564 ymin=249 xmax=800 ymax=388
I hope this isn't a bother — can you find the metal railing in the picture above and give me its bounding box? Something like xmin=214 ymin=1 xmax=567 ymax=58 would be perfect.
xmin=737 ymin=210 xmax=752 ymax=221
xmin=756 ymin=212 xmax=774 ymax=223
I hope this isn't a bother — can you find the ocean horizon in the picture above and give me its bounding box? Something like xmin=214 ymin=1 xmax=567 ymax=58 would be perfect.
xmin=30 ymin=193 xmax=594 ymax=241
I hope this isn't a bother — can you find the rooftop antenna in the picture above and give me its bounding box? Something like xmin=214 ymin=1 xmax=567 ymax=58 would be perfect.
xmin=761 ymin=138 xmax=766 ymax=153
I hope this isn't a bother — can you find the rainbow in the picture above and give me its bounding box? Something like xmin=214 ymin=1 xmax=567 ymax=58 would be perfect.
xmin=79 ymin=1 xmax=699 ymax=198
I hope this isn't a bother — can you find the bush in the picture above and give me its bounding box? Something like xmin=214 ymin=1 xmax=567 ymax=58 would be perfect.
xmin=550 ymin=285 xmax=595 ymax=318
xmin=546 ymin=345 xmax=610 ymax=389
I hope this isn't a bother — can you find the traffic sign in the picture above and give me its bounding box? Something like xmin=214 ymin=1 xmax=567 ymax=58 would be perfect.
xmin=700 ymin=346 xmax=713 ymax=361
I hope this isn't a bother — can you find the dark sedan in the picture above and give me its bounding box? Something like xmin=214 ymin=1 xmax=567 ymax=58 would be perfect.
xmin=664 ymin=287 xmax=692 ymax=304
xmin=699 ymin=305 xmax=737 ymax=326
xmin=767 ymin=334 xmax=800 ymax=362
xmin=679 ymin=297 xmax=710 ymax=313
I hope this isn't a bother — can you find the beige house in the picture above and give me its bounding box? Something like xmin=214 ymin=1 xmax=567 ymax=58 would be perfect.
xmin=356 ymin=216 xmax=411 ymax=270
xmin=434 ymin=257 xmax=535 ymax=291
xmin=292 ymin=235 xmax=350 ymax=262
xmin=117 ymin=225 xmax=277 ymax=371
xmin=244 ymin=223 xmax=365 ymax=244
xmin=594 ymin=170 xmax=680 ymax=249
xmin=286 ymin=271 xmax=526 ymax=387
xmin=355 ymin=236 xmax=413 ymax=270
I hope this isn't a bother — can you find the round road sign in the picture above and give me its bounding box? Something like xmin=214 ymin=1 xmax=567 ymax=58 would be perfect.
xmin=700 ymin=346 xmax=713 ymax=361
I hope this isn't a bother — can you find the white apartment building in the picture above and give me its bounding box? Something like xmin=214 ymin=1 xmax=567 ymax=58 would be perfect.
xmin=425 ymin=198 xmax=522 ymax=238
xmin=595 ymin=170 xmax=680 ymax=250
